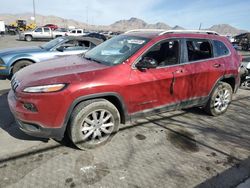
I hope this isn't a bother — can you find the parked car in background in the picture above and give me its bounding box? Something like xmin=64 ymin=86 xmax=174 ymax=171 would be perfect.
xmin=85 ymin=32 xmax=107 ymax=41
xmin=52 ymin=28 xmax=69 ymax=38
xmin=8 ymin=30 xmax=241 ymax=150
xmin=66 ymin=29 xmax=88 ymax=36
xmin=0 ymin=36 xmax=103 ymax=77
xmin=240 ymin=57 xmax=250 ymax=88
xmin=19 ymin=27 xmax=54 ymax=41
xmin=44 ymin=24 xmax=59 ymax=30
xmin=19 ymin=27 xmax=71 ymax=41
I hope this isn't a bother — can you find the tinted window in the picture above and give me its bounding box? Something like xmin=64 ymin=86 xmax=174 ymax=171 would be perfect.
xmin=186 ymin=39 xmax=212 ymax=61
xmin=214 ymin=40 xmax=230 ymax=57
xmin=143 ymin=40 xmax=179 ymax=67
xmin=77 ymin=30 xmax=82 ymax=34
xmin=35 ymin=28 xmax=42 ymax=32
xmin=44 ymin=28 xmax=50 ymax=32
xmin=71 ymin=30 xmax=76 ymax=33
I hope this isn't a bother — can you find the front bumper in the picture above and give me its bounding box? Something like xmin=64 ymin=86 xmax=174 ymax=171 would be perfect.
xmin=16 ymin=119 xmax=65 ymax=140
xmin=7 ymin=89 xmax=70 ymax=140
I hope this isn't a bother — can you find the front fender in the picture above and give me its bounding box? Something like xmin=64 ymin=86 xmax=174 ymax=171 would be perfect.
xmin=9 ymin=54 xmax=39 ymax=67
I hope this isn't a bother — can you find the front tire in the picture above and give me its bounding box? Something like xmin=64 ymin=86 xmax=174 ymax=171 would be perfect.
xmin=68 ymin=99 xmax=120 ymax=150
xmin=205 ymin=82 xmax=233 ymax=116
xmin=12 ymin=60 xmax=33 ymax=74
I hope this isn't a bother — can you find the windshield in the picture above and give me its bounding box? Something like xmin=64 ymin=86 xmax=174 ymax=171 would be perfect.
xmin=41 ymin=37 xmax=66 ymax=50
xmin=85 ymin=35 xmax=150 ymax=65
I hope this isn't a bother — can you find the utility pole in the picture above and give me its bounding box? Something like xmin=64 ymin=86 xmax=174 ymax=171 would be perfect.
xmin=86 ymin=5 xmax=89 ymax=30
xmin=199 ymin=23 xmax=202 ymax=30
xmin=33 ymin=0 xmax=36 ymax=24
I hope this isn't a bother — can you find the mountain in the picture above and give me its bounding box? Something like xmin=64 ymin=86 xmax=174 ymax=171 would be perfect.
xmin=0 ymin=13 xmax=247 ymax=35
xmin=208 ymin=24 xmax=247 ymax=35
xmin=146 ymin=22 xmax=172 ymax=30
xmin=172 ymin=25 xmax=185 ymax=30
xmin=110 ymin=17 xmax=147 ymax=31
xmin=0 ymin=13 xmax=88 ymax=28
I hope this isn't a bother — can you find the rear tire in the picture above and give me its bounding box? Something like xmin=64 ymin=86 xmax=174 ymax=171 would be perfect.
xmin=204 ymin=82 xmax=233 ymax=116
xmin=12 ymin=60 xmax=33 ymax=74
xmin=68 ymin=99 xmax=120 ymax=150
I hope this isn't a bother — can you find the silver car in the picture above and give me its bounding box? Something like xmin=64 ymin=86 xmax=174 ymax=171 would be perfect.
xmin=0 ymin=36 xmax=103 ymax=77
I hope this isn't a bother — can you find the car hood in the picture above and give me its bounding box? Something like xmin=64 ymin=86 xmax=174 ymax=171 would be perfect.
xmin=0 ymin=46 xmax=44 ymax=56
xmin=15 ymin=55 xmax=109 ymax=88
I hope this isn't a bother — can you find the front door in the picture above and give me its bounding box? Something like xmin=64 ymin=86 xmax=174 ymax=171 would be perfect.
xmin=128 ymin=39 xmax=190 ymax=114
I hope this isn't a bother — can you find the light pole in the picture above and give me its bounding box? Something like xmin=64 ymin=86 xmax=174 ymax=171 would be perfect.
xmin=33 ymin=0 xmax=36 ymax=24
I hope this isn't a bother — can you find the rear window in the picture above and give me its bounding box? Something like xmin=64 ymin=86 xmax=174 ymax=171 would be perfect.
xmin=213 ymin=40 xmax=230 ymax=57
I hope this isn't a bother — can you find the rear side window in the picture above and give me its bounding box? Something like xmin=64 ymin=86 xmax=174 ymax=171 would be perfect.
xmin=186 ymin=39 xmax=213 ymax=62
xmin=44 ymin=28 xmax=50 ymax=32
xmin=77 ymin=30 xmax=82 ymax=34
xmin=213 ymin=40 xmax=230 ymax=57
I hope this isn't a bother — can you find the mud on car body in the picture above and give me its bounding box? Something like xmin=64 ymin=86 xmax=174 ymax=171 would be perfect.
xmin=8 ymin=29 xmax=241 ymax=150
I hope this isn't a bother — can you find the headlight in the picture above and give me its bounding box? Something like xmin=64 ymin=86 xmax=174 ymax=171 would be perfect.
xmin=23 ymin=84 xmax=67 ymax=93
xmin=0 ymin=58 xmax=5 ymax=65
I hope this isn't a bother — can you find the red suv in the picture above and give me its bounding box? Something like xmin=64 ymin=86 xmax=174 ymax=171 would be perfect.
xmin=8 ymin=30 xmax=241 ymax=149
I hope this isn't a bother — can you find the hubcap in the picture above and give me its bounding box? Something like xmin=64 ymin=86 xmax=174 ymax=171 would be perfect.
xmin=80 ymin=109 xmax=114 ymax=144
xmin=214 ymin=88 xmax=231 ymax=113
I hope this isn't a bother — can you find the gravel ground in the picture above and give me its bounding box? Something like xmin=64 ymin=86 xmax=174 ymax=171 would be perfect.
xmin=0 ymin=35 xmax=250 ymax=188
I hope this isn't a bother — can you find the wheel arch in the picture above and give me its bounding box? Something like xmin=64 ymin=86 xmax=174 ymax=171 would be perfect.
xmin=10 ymin=58 xmax=36 ymax=73
xmin=209 ymin=74 xmax=237 ymax=97
xmin=61 ymin=92 xmax=129 ymax=137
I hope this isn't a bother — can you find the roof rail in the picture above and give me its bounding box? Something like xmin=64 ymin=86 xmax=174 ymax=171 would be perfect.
xmin=125 ymin=29 xmax=165 ymax=34
xmin=159 ymin=30 xmax=219 ymax=35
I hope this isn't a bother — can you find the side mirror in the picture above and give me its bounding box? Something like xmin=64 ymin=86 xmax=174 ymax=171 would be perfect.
xmin=135 ymin=57 xmax=158 ymax=69
xmin=56 ymin=46 xmax=64 ymax=52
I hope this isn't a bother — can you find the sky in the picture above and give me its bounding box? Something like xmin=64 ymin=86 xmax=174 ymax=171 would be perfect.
xmin=1 ymin=0 xmax=250 ymax=30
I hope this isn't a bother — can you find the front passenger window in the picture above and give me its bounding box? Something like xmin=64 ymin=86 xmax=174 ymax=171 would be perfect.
xmin=142 ymin=40 xmax=179 ymax=67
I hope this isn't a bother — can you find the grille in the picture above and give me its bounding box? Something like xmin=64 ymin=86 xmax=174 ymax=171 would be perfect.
xmin=11 ymin=76 xmax=20 ymax=92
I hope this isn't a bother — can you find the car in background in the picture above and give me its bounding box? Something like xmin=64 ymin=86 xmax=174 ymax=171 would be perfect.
xmin=66 ymin=29 xmax=88 ymax=36
xmin=240 ymin=57 xmax=250 ymax=88
xmin=44 ymin=24 xmax=59 ymax=30
xmin=19 ymin=27 xmax=69 ymax=41
xmin=0 ymin=36 xmax=103 ymax=77
xmin=8 ymin=29 xmax=241 ymax=150
xmin=85 ymin=32 xmax=107 ymax=41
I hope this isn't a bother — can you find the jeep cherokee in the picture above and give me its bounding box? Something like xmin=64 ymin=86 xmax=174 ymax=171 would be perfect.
xmin=8 ymin=29 xmax=241 ymax=149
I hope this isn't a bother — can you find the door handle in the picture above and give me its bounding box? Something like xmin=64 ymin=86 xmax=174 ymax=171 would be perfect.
xmin=213 ymin=63 xmax=221 ymax=68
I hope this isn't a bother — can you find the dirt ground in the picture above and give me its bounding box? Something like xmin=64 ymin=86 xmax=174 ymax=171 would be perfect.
xmin=0 ymin=35 xmax=250 ymax=188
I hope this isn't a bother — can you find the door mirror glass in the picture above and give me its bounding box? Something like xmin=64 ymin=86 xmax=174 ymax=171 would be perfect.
xmin=135 ymin=57 xmax=158 ymax=69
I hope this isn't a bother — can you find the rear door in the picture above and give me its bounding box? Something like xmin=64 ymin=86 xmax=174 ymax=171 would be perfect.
xmin=182 ymin=38 xmax=226 ymax=98
xmin=43 ymin=27 xmax=52 ymax=39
